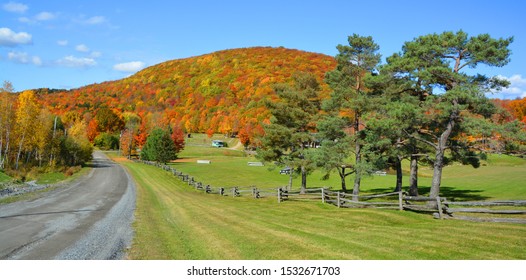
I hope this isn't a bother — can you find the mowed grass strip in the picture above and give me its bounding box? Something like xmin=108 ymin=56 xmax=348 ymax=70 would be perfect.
xmin=121 ymin=159 xmax=526 ymax=260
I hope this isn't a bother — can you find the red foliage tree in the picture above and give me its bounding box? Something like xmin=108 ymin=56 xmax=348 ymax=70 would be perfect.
xmin=171 ymin=124 xmax=185 ymax=153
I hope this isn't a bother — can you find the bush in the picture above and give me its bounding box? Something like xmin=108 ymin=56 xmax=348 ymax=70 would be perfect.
xmin=26 ymin=167 xmax=44 ymax=181
xmin=65 ymin=165 xmax=81 ymax=176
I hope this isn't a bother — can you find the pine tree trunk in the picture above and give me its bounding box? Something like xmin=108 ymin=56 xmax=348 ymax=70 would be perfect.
xmin=429 ymin=105 xmax=458 ymax=205
xmin=300 ymin=165 xmax=307 ymax=194
xmin=352 ymin=116 xmax=361 ymax=201
xmin=288 ymin=169 xmax=293 ymax=191
xmin=352 ymin=167 xmax=361 ymax=202
xmin=409 ymin=155 xmax=419 ymax=196
xmin=339 ymin=166 xmax=347 ymax=192
xmin=430 ymin=150 xmax=444 ymax=201
xmin=394 ymin=156 xmax=403 ymax=192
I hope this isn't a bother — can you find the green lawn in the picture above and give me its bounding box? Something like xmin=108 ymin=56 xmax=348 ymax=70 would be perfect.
xmin=174 ymin=145 xmax=526 ymax=200
xmin=120 ymin=155 xmax=526 ymax=260
xmin=35 ymin=172 xmax=67 ymax=185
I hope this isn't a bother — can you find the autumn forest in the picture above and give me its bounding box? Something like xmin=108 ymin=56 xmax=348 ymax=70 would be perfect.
xmin=1 ymin=40 xmax=526 ymax=186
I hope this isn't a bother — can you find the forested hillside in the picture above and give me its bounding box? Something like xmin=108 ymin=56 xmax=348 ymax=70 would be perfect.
xmin=493 ymin=98 xmax=526 ymax=125
xmin=40 ymin=47 xmax=337 ymax=144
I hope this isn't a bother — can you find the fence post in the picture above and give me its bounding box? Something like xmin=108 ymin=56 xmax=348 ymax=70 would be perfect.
xmin=398 ymin=191 xmax=403 ymax=211
xmin=321 ymin=188 xmax=325 ymax=204
xmin=337 ymin=192 xmax=341 ymax=208
xmin=252 ymin=187 xmax=259 ymax=199
xmin=436 ymin=196 xmax=443 ymax=219
xmin=231 ymin=187 xmax=239 ymax=197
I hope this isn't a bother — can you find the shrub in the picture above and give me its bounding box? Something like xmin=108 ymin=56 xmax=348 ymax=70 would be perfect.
xmin=65 ymin=165 xmax=81 ymax=176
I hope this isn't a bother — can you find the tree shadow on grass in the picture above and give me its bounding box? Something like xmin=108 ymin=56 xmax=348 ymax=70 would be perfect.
xmin=365 ymin=186 xmax=490 ymax=201
xmin=420 ymin=186 xmax=490 ymax=201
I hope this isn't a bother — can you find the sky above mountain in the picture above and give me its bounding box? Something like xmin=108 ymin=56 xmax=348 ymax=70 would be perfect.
xmin=1 ymin=0 xmax=525 ymax=99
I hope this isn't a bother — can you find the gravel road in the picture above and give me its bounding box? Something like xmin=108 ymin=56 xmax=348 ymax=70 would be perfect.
xmin=0 ymin=151 xmax=135 ymax=260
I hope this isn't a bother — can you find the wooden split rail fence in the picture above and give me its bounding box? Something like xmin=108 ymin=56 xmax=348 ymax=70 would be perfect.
xmin=137 ymin=160 xmax=526 ymax=223
xmin=138 ymin=160 xmax=282 ymax=199
xmin=441 ymin=199 xmax=526 ymax=223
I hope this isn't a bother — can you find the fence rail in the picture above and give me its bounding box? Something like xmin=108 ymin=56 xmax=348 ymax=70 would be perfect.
xmin=136 ymin=159 xmax=526 ymax=224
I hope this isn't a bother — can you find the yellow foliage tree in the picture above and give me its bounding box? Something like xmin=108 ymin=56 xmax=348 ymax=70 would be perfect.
xmin=15 ymin=90 xmax=40 ymax=169
xmin=0 ymin=81 xmax=16 ymax=169
xmin=34 ymin=109 xmax=53 ymax=166
xmin=68 ymin=120 xmax=88 ymax=141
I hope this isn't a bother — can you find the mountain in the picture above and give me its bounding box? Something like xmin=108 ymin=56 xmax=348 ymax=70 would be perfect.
xmin=40 ymin=47 xmax=337 ymax=138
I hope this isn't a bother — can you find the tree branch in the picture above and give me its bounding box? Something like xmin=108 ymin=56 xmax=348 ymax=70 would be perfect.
xmin=417 ymin=128 xmax=440 ymax=141
xmin=457 ymin=61 xmax=471 ymax=72
xmin=403 ymin=129 xmax=438 ymax=149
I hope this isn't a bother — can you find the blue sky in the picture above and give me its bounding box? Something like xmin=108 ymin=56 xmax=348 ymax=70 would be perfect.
xmin=1 ymin=0 xmax=525 ymax=99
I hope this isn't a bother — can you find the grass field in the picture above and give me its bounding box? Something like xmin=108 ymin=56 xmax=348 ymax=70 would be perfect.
xmin=174 ymin=135 xmax=526 ymax=200
xmin=116 ymin=143 xmax=526 ymax=259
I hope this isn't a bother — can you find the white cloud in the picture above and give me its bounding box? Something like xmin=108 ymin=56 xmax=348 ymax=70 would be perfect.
xmin=496 ymin=74 xmax=526 ymax=99
xmin=507 ymin=74 xmax=526 ymax=86
xmin=8 ymin=51 xmax=28 ymax=62
xmin=90 ymin=51 xmax=102 ymax=58
xmin=75 ymin=44 xmax=90 ymax=52
xmin=56 ymin=55 xmax=96 ymax=68
xmin=0 ymin=27 xmax=32 ymax=46
xmin=113 ymin=61 xmax=146 ymax=72
xmin=35 ymin=11 xmax=56 ymax=21
xmin=18 ymin=17 xmax=31 ymax=23
xmin=84 ymin=16 xmax=106 ymax=25
xmin=18 ymin=11 xmax=57 ymax=24
xmin=2 ymin=2 xmax=28 ymax=13
xmin=7 ymin=51 xmax=42 ymax=66
xmin=57 ymin=40 xmax=68 ymax=46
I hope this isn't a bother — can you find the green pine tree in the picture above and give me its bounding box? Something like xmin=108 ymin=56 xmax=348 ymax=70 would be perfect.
xmin=141 ymin=128 xmax=177 ymax=164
